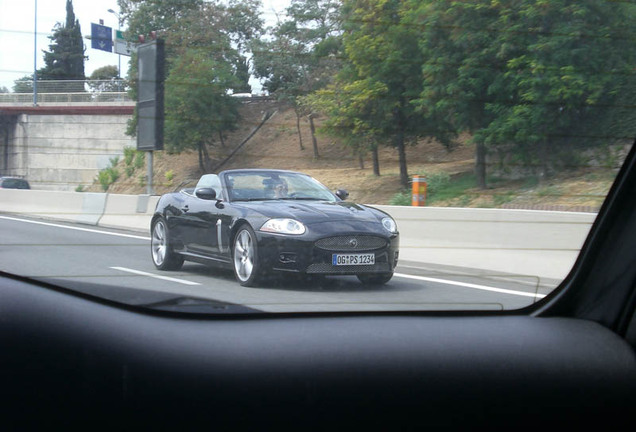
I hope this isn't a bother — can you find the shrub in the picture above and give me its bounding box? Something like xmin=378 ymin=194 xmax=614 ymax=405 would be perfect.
xmin=389 ymin=190 xmax=412 ymax=206
xmin=389 ymin=172 xmax=452 ymax=206
xmin=123 ymin=146 xmax=136 ymax=166
xmin=134 ymin=152 xmax=145 ymax=169
xmin=106 ymin=167 xmax=120 ymax=183
xmin=98 ymin=170 xmax=112 ymax=191
xmin=97 ymin=156 xmax=121 ymax=191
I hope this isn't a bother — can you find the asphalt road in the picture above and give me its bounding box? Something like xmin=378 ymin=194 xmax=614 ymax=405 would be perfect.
xmin=0 ymin=214 xmax=555 ymax=313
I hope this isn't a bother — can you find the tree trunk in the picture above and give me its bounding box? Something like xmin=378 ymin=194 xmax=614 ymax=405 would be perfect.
xmin=294 ymin=107 xmax=304 ymax=151
xmin=393 ymin=104 xmax=408 ymax=188
xmin=372 ymin=146 xmax=380 ymax=176
xmin=198 ymin=143 xmax=211 ymax=173
xmin=475 ymin=141 xmax=487 ymax=189
xmin=358 ymin=152 xmax=365 ymax=170
xmin=198 ymin=146 xmax=205 ymax=173
xmin=393 ymin=124 xmax=408 ymax=186
xmin=397 ymin=136 xmax=408 ymax=188
xmin=218 ymin=131 xmax=225 ymax=148
xmin=201 ymin=143 xmax=211 ymax=172
xmin=308 ymin=114 xmax=319 ymax=159
xmin=538 ymin=138 xmax=549 ymax=182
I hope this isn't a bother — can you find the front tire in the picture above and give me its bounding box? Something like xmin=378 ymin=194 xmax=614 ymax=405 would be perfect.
xmin=151 ymin=218 xmax=184 ymax=271
xmin=357 ymin=272 xmax=393 ymax=285
xmin=233 ymin=225 xmax=262 ymax=287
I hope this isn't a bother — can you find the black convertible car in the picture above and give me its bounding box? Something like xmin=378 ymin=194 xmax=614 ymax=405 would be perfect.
xmin=151 ymin=169 xmax=399 ymax=286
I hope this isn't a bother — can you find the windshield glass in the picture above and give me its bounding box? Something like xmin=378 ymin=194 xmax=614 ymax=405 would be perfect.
xmin=0 ymin=0 xmax=634 ymax=313
xmin=226 ymin=171 xmax=337 ymax=202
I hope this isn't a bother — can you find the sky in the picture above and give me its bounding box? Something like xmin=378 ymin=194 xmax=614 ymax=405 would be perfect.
xmin=0 ymin=0 xmax=290 ymax=91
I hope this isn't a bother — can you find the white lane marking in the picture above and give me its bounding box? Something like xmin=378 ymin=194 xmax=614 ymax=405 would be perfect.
xmin=110 ymin=267 xmax=201 ymax=286
xmin=394 ymin=273 xmax=546 ymax=299
xmin=0 ymin=215 xmax=150 ymax=241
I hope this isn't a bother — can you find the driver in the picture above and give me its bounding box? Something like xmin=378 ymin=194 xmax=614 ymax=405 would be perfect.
xmin=272 ymin=178 xmax=288 ymax=198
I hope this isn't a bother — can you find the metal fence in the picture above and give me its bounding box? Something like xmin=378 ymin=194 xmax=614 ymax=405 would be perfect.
xmin=0 ymin=80 xmax=133 ymax=104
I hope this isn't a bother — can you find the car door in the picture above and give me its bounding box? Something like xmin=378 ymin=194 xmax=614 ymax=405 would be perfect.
xmin=178 ymin=175 xmax=227 ymax=257
xmin=175 ymin=197 xmax=216 ymax=256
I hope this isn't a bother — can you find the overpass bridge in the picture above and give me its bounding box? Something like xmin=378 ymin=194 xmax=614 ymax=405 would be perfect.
xmin=0 ymin=80 xmax=136 ymax=191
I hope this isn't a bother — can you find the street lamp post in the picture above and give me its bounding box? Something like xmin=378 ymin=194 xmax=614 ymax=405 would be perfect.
xmin=33 ymin=0 xmax=38 ymax=106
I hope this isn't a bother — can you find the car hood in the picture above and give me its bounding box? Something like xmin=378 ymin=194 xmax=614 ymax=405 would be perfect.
xmin=236 ymin=200 xmax=386 ymax=224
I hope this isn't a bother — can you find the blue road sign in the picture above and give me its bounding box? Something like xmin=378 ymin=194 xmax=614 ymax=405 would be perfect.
xmin=91 ymin=23 xmax=113 ymax=52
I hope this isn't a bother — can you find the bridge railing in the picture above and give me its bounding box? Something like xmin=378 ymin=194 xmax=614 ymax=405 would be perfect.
xmin=0 ymin=80 xmax=133 ymax=104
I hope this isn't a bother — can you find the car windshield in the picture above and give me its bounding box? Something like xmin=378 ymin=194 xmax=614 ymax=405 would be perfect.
xmin=226 ymin=171 xmax=337 ymax=202
xmin=0 ymin=0 xmax=634 ymax=313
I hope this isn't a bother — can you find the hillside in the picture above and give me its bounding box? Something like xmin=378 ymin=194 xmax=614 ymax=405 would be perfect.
xmin=94 ymin=100 xmax=621 ymax=211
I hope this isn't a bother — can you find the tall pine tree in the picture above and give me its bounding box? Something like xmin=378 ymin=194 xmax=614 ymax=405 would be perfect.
xmin=39 ymin=0 xmax=86 ymax=92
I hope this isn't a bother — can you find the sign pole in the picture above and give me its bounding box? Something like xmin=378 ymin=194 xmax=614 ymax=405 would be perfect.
xmin=33 ymin=0 xmax=38 ymax=106
xmin=147 ymin=151 xmax=153 ymax=195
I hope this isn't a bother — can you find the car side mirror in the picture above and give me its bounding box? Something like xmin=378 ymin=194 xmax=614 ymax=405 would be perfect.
xmin=195 ymin=188 xmax=217 ymax=201
xmin=335 ymin=189 xmax=349 ymax=200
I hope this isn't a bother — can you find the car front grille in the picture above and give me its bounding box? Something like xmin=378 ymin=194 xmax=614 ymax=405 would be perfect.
xmin=306 ymin=262 xmax=391 ymax=274
xmin=314 ymin=235 xmax=387 ymax=251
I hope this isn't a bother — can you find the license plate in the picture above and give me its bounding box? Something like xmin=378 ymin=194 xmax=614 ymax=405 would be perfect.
xmin=332 ymin=253 xmax=375 ymax=266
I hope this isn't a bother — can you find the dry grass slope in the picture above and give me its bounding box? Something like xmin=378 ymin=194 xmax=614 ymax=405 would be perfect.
xmin=96 ymin=100 xmax=619 ymax=210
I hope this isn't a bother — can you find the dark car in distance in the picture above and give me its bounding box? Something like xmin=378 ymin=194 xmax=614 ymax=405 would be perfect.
xmin=0 ymin=176 xmax=30 ymax=189
xmin=151 ymin=169 xmax=400 ymax=286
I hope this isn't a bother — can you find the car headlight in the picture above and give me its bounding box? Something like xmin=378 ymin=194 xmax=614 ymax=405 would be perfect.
xmin=260 ymin=219 xmax=306 ymax=235
xmin=381 ymin=217 xmax=397 ymax=234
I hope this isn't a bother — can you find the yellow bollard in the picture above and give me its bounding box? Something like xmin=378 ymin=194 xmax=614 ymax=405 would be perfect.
xmin=411 ymin=175 xmax=427 ymax=206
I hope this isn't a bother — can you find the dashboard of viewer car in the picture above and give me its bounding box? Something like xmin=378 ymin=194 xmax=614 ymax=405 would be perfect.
xmin=3 ymin=147 xmax=636 ymax=430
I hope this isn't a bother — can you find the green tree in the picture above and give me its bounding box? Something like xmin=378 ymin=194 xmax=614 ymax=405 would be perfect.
xmin=118 ymin=0 xmax=204 ymax=47
xmin=337 ymin=0 xmax=427 ymax=188
xmin=224 ymin=0 xmax=265 ymax=94
xmin=118 ymin=0 xmax=263 ymax=165
xmin=119 ymin=0 xmax=261 ymax=94
xmin=407 ymin=0 xmax=503 ymax=188
xmin=38 ymin=0 xmax=86 ymax=92
xmin=252 ymin=0 xmax=342 ymax=154
xmin=13 ymin=76 xmax=34 ymax=93
xmin=89 ymin=65 xmax=119 ymax=80
xmin=252 ymin=30 xmax=308 ymax=150
xmin=408 ymin=0 xmax=636 ymax=187
xmin=118 ymin=0 xmax=208 ymax=138
xmin=164 ymin=50 xmax=241 ymax=172
xmin=89 ymin=65 xmax=123 ymax=92
xmin=302 ymin=68 xmax=386 ymax=175
xmin=481 ymin=0 xmax=636 ymax=180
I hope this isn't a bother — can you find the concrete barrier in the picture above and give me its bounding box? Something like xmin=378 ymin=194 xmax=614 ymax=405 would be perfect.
xmin=98 ymin=194 xmax=159 ymax=232
xmin=374 ymin=205 xmax=596 ymax=282
xmin=0 ymin=189 xmax=107 ymax=225
xmin=0 ymin=189 xmax=159 ymax=232
xmin=0 ymin=189 xmax=597 ymax=283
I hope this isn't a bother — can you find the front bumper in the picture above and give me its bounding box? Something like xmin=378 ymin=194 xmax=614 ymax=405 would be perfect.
xmin=257 ymin=230 xmax=400 ymax=276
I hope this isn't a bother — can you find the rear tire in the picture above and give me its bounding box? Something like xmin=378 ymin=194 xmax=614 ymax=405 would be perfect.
xmin=151 ymin=218 xmax=184 ymax=271
xmin=357 ymin=272 xmax=393 ymax=285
